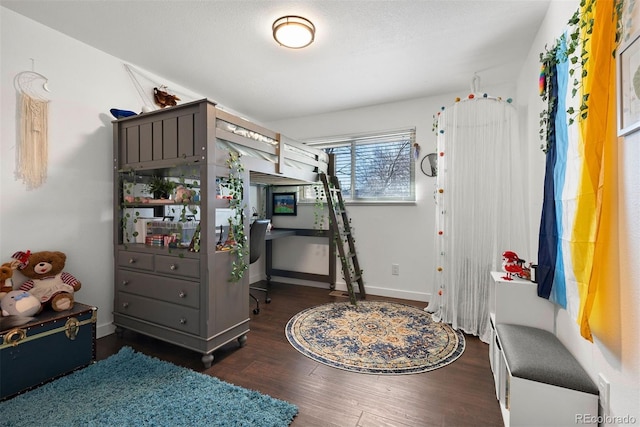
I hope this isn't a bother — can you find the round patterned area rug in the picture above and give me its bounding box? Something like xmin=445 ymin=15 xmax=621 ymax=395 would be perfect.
xmin=285 ymin=300 xmax=465 ymax=374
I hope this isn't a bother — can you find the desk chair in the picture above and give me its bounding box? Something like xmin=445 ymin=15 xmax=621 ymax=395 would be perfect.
xmin=249 ymin=220 xmax=270 ymax=314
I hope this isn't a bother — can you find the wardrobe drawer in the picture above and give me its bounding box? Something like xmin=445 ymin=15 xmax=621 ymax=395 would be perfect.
xmin=116 ymin=270 xmax=199 ymax=309
xmin=115 ymin=292 xmax=199 ymax=335
xmin=155 ymin=255 xmax=200 ymax=279
xmin=117 ymin=251 xmax=154 ymax=271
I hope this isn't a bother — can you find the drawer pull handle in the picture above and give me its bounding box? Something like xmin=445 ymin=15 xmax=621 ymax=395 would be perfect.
xmin=122 ymin=280 xmax=129 ymax=286
xmin=179 ymin=318 xmax=187 ymax=325
xmin=170 ymin=264 xmax=177 ymax=271
xmin=128 ymin=258 xmax=136 ymax=264
xmin=178 ymin=291 xmax=186 ymax=298
xmin=122 ymin=302 xmax=129 ymax=309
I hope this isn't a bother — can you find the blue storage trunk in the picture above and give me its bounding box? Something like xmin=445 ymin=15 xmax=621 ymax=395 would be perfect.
xmin=0 ymin=302 xmax=96 ymax=401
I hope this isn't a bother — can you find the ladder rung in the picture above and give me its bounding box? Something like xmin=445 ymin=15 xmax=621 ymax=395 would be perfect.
xmin=348 ymin=274 xmax=361 ymax=283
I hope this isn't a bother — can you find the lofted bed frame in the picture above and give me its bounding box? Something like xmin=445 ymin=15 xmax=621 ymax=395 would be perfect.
xmin=115 ymin=99 xmax=331 ymax=180
xmin=114 ymin=99 xmax=336 ymax=288
xmin=212 ymin=102 xmax=337 ymax=287
xmin=214 ymin=106 xmax=330 ymax=185
xmin=113 ymin=98 xmax=336 ymax=366
xmin=219 ymin=106 xmax=338 ymax=284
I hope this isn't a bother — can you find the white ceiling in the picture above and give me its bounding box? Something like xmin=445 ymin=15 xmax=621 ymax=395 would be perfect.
xmin=2 ymin=0 xmax=551 ymax=123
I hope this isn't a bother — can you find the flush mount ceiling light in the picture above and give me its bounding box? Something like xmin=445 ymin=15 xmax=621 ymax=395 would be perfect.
xmin=272 ymin=15 xmax=315 ymax=49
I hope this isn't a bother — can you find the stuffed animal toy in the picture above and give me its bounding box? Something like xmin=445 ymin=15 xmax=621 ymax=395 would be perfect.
xmin=1 ymin=290 xmax=41 ymax=317
xmin=17 ymin=251 xmax=81 ymax=312
xmin=0 ymin=263 xmax=14 ymax=299
xmin=0 ymin=250 xmax=31 ymax=299
xmin=174 ymin=185 xmax=194 ymax=203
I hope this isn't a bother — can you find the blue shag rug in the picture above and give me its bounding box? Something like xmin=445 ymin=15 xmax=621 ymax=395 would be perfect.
xmin=0 ymin=347 xmax=297 ymax=427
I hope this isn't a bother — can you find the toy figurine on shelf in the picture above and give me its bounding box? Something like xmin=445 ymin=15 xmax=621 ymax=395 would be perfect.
xmin=153 ymin=86 xmax=180 ymax=108
xmin=501 ymin=250 xmax=530 ymax=280
xmin=188 ymin=223 xmax=201 ymax=253
xmin=215 ymin=220 xmax=236 ymax=252
xmin=519 ymin=264 xmax=531 ymax=280
xmin=223 ymin=225 xmax=236 ymax=247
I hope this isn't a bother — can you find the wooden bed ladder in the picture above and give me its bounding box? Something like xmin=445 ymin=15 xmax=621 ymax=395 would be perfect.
xmin=320 ymin=173 xmax=366 ymax=305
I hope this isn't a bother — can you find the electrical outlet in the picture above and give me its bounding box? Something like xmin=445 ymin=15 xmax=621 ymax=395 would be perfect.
xmin=392 ymin=264 xmax=400 ymax=275
xmin=598 ymin=373 xmax=610 ymax=415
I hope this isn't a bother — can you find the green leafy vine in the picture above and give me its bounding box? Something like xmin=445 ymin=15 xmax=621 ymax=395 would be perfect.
xmin=564 ymin=4 xmax=593 ymax=126
xmin=226 ymin=152 xmax=248 ymax=282
xmin=539 ymin=44 xmax=558 ymax=153
xmin=312 ymin=184 xmax=327 ymax=234
xmin=538 ymin=1 xmax=593 ymax=152
xmin=538 ymin=0 xmax=624 ymax=153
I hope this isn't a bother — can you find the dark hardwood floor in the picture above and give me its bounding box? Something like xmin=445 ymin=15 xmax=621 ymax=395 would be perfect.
xmin=97 ymin=282 xmax=503 ymax=427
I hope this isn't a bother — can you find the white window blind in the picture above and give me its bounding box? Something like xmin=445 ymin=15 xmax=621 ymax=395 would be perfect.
xmin=305 ymin=128 xmax=416 ymax=202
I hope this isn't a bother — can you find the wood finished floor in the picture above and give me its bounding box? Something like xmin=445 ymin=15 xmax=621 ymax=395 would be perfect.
xmin=97 ymin=282 xmax=503 ymax=427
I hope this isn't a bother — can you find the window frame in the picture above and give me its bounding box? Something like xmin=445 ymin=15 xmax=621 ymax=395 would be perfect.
xmin=304 ymin=128 xmax=417 ymax=203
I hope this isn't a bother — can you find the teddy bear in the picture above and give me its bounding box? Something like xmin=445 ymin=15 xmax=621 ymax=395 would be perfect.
xmin=17 ymin=251 xmax=81 ymax=312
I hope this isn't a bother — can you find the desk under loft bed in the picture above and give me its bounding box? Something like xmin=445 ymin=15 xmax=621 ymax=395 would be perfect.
xmin=216 ymin=105 xmax=337 ymax=288
xmin=112 ymin=99 xmax=334 ymax=367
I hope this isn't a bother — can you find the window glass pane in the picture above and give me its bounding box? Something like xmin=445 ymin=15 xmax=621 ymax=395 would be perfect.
xmin=354 ymin=139 xmax=411 ymax=199
xmin=325 ymin=145 xmax=351 ymax=197
xmin=304 ymin=128 xmax=415 ymax=202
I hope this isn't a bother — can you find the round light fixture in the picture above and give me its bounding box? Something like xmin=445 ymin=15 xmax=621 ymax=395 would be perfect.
xmin=273 ymin=15 xmax=315 ymax=49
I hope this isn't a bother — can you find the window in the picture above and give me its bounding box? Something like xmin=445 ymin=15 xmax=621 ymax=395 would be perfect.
xmin=304 ymin=128 xmax=416 ymax=202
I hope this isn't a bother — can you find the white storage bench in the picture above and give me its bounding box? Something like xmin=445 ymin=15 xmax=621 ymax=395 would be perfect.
xmin=495 ymin=324 xmax=599 ymax=426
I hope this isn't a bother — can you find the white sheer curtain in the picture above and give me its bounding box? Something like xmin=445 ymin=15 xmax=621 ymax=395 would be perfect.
xmin=427 ymin=97 xmax=529 ymax=343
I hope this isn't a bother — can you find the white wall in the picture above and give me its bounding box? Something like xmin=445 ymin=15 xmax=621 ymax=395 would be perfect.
xmin=0 ymin=8 xmax=200 ymax=338
xmin=517 ymin=0 xmax=640 ymax=423
xmin=266 ymin=83 xmax=516 ymax=302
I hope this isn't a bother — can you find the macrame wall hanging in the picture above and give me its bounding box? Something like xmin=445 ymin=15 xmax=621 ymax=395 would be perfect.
xmin=14 ymin=60 xmax=51 ymax=190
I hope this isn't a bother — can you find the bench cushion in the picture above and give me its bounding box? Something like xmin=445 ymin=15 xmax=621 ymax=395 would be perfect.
xmin=496 ymin=324 xmax=598 ymax=395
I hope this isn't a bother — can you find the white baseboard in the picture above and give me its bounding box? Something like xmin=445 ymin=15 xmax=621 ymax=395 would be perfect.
xmin=269 ymin=275 xmax=430 ymax=303
xmin=97 ymin=322 xmax=116 ymax=339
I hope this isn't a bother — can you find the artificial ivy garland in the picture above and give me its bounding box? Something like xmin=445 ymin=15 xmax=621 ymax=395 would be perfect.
xmin=538 ymin=0 xmax=624 ymax=153
xmin=538 ymin=5 xmax=592 ymax=152
xmin=226 ymin=151 xmax=248 ymax=282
